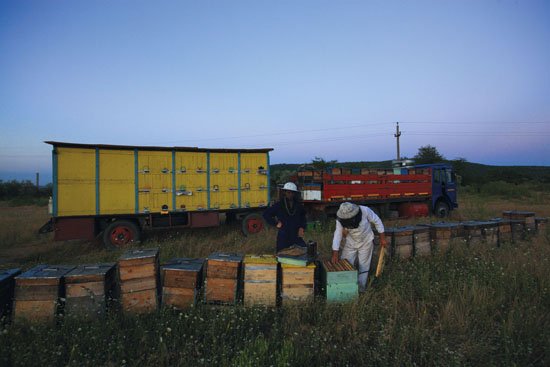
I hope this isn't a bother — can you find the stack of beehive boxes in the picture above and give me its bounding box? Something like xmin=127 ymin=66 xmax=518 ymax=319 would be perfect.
xmin=118 ymin=249 xmax=159 ymax=314
xmin=243 ymin=255 xmax=278 ymax=306
xmin=412 ymin=226 xmax=431 ymax=256
xmin=64 ymin=263 xmax=116 ymax=316
xmin=13 ymin=265 xmax=74 ymax=322
xmin=503 ymin=211 xmax=536 ymax=235
xmin=161 ymin=258 xmax=204 ymax=308
xmin=280 ymin=263 xmax=315 ymax=305
xmin=204 ymin=253 xmax=243 ymax=305
xmin=0 ymin=268 xmax=21 ymax=319
xmin=320 ymin=259 xmax=357 ymax=302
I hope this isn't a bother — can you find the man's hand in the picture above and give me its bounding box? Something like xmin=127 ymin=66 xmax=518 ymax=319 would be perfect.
xmin=380 ymin=232 xmax=388 ymax=248
xmin=298 ymin=227 xmax=304 ymax=237
xmin=330 ymin=250 xmax=339 ymax=265
xmin=276 ymin=221 xmax=282 ymax=229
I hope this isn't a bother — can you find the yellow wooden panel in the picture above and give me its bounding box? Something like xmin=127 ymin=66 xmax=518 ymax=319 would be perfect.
xmin=138 ymin=151 xmax=172 ymax=213
xmin=210 ymin=153 xmax=239 ymax=210
xmin=99 ymin=150 xmax=134 ymax=214
xmin=240 ymin=153 xmax=269 ymax=208
xmin=175 ymin=152 xmax=208 ymax=211
xmin=57 ymin=147 xmax=95 ymax=216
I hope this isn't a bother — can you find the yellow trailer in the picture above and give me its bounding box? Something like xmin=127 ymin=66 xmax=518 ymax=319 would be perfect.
xmin=41 ymin=142 xmax=272 ymax=248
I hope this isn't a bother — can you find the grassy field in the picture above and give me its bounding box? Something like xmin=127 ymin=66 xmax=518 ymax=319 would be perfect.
xmin=0 ymin=185 xmax=549 ymax=366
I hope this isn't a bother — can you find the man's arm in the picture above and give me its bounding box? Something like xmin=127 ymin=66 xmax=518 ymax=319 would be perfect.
xmin=331 ymin=219 xmax=343 ymax=264
xmin=262 ymin=202 xmax=280 ymax=227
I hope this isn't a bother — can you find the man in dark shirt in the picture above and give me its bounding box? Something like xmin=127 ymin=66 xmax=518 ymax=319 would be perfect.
xmin=262 ymin=182 xmax=307 ymax=252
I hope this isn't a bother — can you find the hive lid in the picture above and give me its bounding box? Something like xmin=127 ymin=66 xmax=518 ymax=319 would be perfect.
xmin=503 ymin=211 xmax=535 ymax=216
xmin=207 ymin=252 xmax=244 ymax=263
xmin=164 ymin=258 xmax=205 ymax=271
xmin=490 ymin=218 xmax=524 ymax=224
xmin=281 ymin=262 xmax=316 ymax=269
xmin=535 ymin=217 xmax=548 ymax=222
xmin=118 ymin=248 xmax=159 ymax=261
xmin=16 ymin=265 xmax=75 ymax=279
xmin=418 ymin=222 xmax=463 ymax=228
xmin=0 ymin=268 xmax=22 ymax=281
xmin=244 ymin=255 xmax=278 ymax=265
xmin=65 ymin=263 xmax=116 ymax=278
xmin=385 ymin=227 xmax=415 ymax=234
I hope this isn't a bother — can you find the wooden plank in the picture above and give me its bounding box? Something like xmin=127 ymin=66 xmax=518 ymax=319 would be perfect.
xmin=15 ymin=277 xmax=59 ymax=287
xmin=163 ymin=270 xmax=199 ymax=289
xmin=119 ymin=263 xmax=156 ymax=281
xmin=66 ymin=281 xmax=105 ymax=298
xmin=204 ymin=278 xmax=238 ymax=303
xmin=282 ymin=269 xmax=314 ymax=285
xmin=14 ymin=285 xmax=60 ymax=301
xmin=207 ymin=260 xmax=239 ymax=279
xmin=13 ymin=300 xmax=57 ymax=322
xmin=244 ymin=266 xmax=277 ymax=282
xmin=120 ymin=276 xmax=157 ymax=293
xmin=243 ymin=282 xmax=276 ymax=307
xmin=121 ymin=288 xmax=157 ymax=314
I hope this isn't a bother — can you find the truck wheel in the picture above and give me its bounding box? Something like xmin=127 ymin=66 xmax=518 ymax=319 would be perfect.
xmin=103 ymin=220 xmax=141 ymax=249
xmin=242 ymin=213 xmax=263 ymax=236
xmin=435 ymin=201 xmax=450 ymax=218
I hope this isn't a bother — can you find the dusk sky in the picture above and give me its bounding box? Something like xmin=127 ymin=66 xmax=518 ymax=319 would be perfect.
xmin=1 ymin=0 xmax=549 ymax=183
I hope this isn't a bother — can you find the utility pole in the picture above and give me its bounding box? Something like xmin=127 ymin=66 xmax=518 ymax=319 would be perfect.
xmin=394 ymin=121 xmax=401 ymax=160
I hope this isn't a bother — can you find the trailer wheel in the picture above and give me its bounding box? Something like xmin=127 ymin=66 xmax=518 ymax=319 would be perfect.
xmin=241 ymin=213 xmax=263 ymax=236
xmin=435 ymin=201 xmax=450 ymax=218
xmin=103 ymin=220 xmax=141 ymax=249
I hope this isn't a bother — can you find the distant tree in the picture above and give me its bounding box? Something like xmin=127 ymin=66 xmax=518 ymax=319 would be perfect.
xmin=311 ymin=157 xmax=338 ymax=170
xmin=414 ymin=145 xmax=445 ymax=165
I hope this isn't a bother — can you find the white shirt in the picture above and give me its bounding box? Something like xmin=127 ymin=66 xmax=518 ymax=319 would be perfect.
xmin=332 ymin=205 xmax=385 ymax=251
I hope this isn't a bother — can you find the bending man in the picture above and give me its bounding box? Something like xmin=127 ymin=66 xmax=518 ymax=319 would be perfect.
xmin=331 ymin=202 xmax=387 ymax=292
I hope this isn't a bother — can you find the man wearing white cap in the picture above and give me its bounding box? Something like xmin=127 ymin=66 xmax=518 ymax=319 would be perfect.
xmin=331 ymin=202 xmax=387 ymax=292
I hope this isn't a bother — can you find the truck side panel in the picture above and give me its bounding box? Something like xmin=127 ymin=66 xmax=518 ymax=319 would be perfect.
xmin=99 ymin=149 xmax=134 ymax=215
xmin=174 ymin=152 xmax=208 ymax=211
xmin=57 ymin=148 xmax=96 ymax=216
xmin=240 ymin=153 xmax=269 ymax=208
xmin=137 ymin=151 xmax=173 ymax=213
xmin=210 ymin=153 xmax=239 ymax=210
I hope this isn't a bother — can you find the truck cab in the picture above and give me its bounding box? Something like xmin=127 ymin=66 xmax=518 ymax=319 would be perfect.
xmin=415 ymin=163 xmax=458 ymax=217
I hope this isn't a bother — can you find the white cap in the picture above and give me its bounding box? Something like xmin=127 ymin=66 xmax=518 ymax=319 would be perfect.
xmin=283 ymin=182 xmax=298 ymax=192
xmin=337 ymin=202 xmax=359 ymax=219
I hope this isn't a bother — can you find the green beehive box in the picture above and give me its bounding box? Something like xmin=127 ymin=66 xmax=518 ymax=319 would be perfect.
xmin=321 ymin=260 xmax=358 ymax=302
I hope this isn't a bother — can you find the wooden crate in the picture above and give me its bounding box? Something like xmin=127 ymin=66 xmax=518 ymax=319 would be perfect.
xmin=503 ymin=211 xmax=536 ymax=234
xmin=535 ymin=217 xmax=548 ymax=233
xmin=13 ymin=265 xmax=75 ymax=322
xmin=0 ymin=268 xmax=21 ymax=318
xmin=118 ymin=248 xmax=159 ymax=314
xmin=321 ymin=259 xmax=357 ymax=302
xmin=65 ymin=263 xmax=116 ymax=316
xmin=388 ymin=227 xmax=414 ymax=260
xmin=243 ymin=255 xmax=277 ymax=307
xmin=162 ymin=258 xmax=204 ymax=309
xmin=205 ymin=252 xmax=243 ymax=304
xmin=280 ymin=263 xmax=315 ymax=305
xmin=412 ymin=226 xmax=431 ymax=256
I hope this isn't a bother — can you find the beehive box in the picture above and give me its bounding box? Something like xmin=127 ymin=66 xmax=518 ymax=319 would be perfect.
xmin=243 ymin=255 xmax=278 ymax=306
xmin=65 ymin=263 xmax=116 ymax=316
xmin=412 ymin=226 xmax=431 ymax=256
xmin=481 ymin=221 xmax=499 ymax=246
xmin=280 ymin=263 xmax=315 ymax=305
xmin=162 ymin=258 xmax=204 ymax=308
xmin=535 ymin=217 xmax=548 ymax=233
xmin=463 ymin=222 xmax=483 ymax=247
xmin=205 ymin=252 xmax=243 ymax=304
xmin=0 ymin=268 xmax=21 ymax=318
xmin=387 ymin=227 xmax=414 ymax=260
xmin=509 ymin=220 xmax=526 ymax=241
xmin=13 ymin=265 xmax=75 ymax=322
xmin=503 ymin=211 xmax=536 ymax=234
xmin=118 ymin=248 xmax=160 ymax=314
xmin=419 ymin=223 xmax=465 ymax=252
xmin=491 ymin=219 xmax=512 ymax=245
xmin=320 ymin=260 xmax=357 ymax=303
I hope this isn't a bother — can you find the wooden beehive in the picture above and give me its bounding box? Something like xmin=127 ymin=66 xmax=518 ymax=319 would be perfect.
xmin=0 ymin=268 xmax=21 ymax=318
xmin=64 ymin=263 xmax=116 ymax=316
xmin=320 ymin=260 xmax=357 ymax=303
xmin=280 ymin=263 xmax=315 ymax=305
xmin=205 ymin=252 xmax=243 ymax=304
xmin=419 ymin=223 xmax=451 ymax=252
xmin=412 ymin=226 xmax=430 ymax=256
xmin=510 ymin=219 xmax=525 ymax=241
xmin=13 ymin=265 xmax=75 ymax=322
xmin=481 ymin=221 xmax=499 ymax=246
xmin=535 ymin=217 xmax=548 ymax=233
xmin=503 ymin=211 xmax=536 ymax=234
xmin=388 ymin=227 xmax=414 ymax=260
xmin=243 ymin=255 xmax=278 ymax=307
xmin=162 ymin=258 xmax=204 ymax=309
xmin=463 ymin=222 xmax=483 ymax=247
xmin=118 ymin=248 xmax=159 ymax=314
xmin=491 ymin=218 xmax=512 ymax=245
